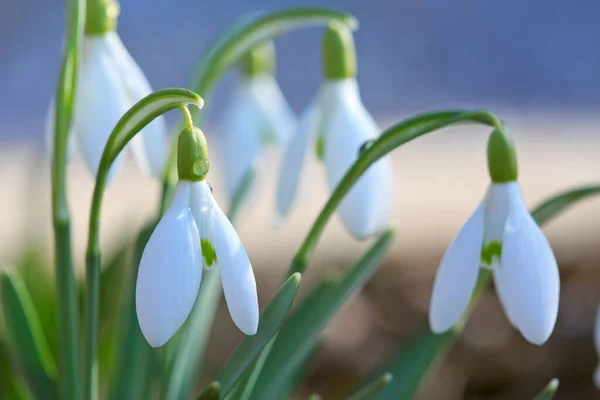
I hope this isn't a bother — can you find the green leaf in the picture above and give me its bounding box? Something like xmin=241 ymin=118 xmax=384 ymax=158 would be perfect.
xmin=530 ymin=184 xmax=600 ymax=226
xmin=110 ymin=224 xmax=155 ymax=400
xmin=533 ymin=379 xmax=559 ymax=400
xmin=215 ymin=273 xmax=302 ymax=396
xmin=307 ymin=395 xmax=322 ymax=400
xmin=196 ymin=383 xmax=220 ymax=400
xmin=1 ymin=270 xmax=57 ymax=399
xmin=345 ymin=373 xmax=393 ymax=400
xmin=163 ymin=269 xmax=223 ymax=400
xmin=372 ymin=184 xmax=600 ymax=400
xmin=248 ymin=229 xmax=394 ymax=400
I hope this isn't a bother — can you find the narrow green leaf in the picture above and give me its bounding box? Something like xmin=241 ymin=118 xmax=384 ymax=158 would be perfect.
xmin=5 ymin=375 xmax=35 ymax=400
xmin=530 ymin=184 xmax=600 ymax=226
xmin=1 ymin=270 xmax=57 ymax=399
xmin=533 ymin=379 xmax=559 ymax=400
xmin=110 ymin=224 xmax=155 ymax=400
xmin=164 ymin=269 xmax=223 ymax=400
xmin=372 ymin=184 xmax=600 ymax=400
xmin=346 ymin=373 xmax=393 ymax=400
xmin=248 ymin=230 xmax=394 ymax=400
xmin=216 ymin=273 xmax=302 ymax=396
xmin=196 ymin=383 xmax=220 ymax=400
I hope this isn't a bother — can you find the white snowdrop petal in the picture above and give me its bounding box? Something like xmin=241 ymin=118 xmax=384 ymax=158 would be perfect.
xmin=74 ymin=36 xmax=127 ymax=179
xmin=106 ymin=32 xmax=168 ymax=177
xmin=136 ymin=182 xmax=202 ymax=347
xmin=273 ymin=98 xmax=320 ymax=225
xmin=221 ymin=80 xmax=265 ymax=200
xmin=483 ymin=182 xmax=521 ymax=246
xmin=44 ymin=100 xmax=78 ymax=162
xmin=211 ymin=202 xmax=259 ymax=335
xmin=429 ymin=199 xmax=486 ymax=333
xmin=247 ymin=74 xmax=297 ymax=145
xmin=189 ymin=181 xmax=215 ymax=270
xmin=494 ymin=195 xmax=559 ymax=345
xmin=322 ymin=79 xmax=393 ymax=239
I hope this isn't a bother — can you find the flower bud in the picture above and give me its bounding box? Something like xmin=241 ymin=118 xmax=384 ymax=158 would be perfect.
xmin=177 ymin=126 xmax=210 ymax=181
xmin=487 ymin=128 xmax=518 ymax=183
xmin=322 ymin=23 xmax=357 ymax=80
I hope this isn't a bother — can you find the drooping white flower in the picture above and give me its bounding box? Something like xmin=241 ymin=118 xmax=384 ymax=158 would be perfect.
xmin=220 ymin=41 xmax=296 ymax=209
xmin=429 ymin=182 xmax=560 ymax=345
xmin=274 ymin=25 xmax=393 ymax=239
xmin=275 ymin=78 xmax=393 ymax=239
xmin=45 ymin=32 xmax=168 ymax=179
xmin=136 ymin=176 xmax=259 ymax=347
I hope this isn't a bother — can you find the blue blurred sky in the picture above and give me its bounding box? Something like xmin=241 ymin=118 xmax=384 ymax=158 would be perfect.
xmin=2 ymin=0 xmax=600 ymax=139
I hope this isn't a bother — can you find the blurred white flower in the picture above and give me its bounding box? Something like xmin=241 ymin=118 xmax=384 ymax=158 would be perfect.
xmin=274 ymin=78 xmax=393 ymax=239
xmin=45 ymin=32 xmax=168 ymax=179
xmin=136 ymin=180 xmax=258 ymax=347
xmin=221 ymin=73 xmax=296 ymax=200
xmin=220 ymin=41 xmax=296 ymax=213
xmin=429 ymin=182 xmax=560 ymax=345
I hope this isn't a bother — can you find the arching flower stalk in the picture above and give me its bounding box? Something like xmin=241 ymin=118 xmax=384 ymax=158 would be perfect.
xmin=221 ymin=41 xmax=296 ymax=207
xmin=46 ymin=0 xmax=168 ymax=179
xmin=275 ymin=23 xmax=393 ymax=239
xmin=429 ymin=129 xmax=560 ymax=345
xmin=136 ymin=123 xmax=259 ymax=347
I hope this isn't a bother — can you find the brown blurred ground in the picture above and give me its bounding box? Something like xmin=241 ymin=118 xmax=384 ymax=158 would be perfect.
xmin=2 ymin=114 xmax=600 ymax=399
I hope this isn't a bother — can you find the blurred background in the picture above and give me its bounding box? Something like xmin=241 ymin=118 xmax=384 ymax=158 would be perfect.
xmin=2 ymin=0 xmax=600 ymax=399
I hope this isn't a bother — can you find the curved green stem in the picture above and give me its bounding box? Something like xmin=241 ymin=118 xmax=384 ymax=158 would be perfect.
xmin=287 ymin=109 xmax=503 ymax=276
xmin=160 ymin=6 xmax=358 ymax=202
xmin=83 ymin=89 xmax=202 ymax=400
xmin=52 ymin=0 xmax=85 ymax=398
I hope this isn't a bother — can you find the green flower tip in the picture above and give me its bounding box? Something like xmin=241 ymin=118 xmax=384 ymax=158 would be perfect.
xmin=177 ymin=126 xmax=210 ymax=181
xmin=487 ymin=128 xmax=518 ymax=183
xmin=201 ymin=239 xmax=217 ymax=268
xmin=322 ymin=22 xmax=357 ymax=80
xmin=243 ymin=41 xmax=276 ymax=77
xmin=481 ymin=241 xmax=502 ymax=266
xmin=86 ymin=0 xmax=120 ymax=34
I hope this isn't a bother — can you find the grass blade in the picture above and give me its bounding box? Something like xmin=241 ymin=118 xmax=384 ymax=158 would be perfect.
xmin=248 ymin=229 xmax=394 ymax=400
xmin=345 ymin=373 xmax=393 ymax=400
xmin=533 ymin=379 xmax=559 ymax=400
xmin=215 ymin=273 xmax=302 ymax=396
xmin=1 ymin=270 xmax=57 ymax=399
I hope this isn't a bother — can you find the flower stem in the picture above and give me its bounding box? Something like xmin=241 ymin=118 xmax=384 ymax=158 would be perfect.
xmin=179 ymin=104 xmax=194 ymax=129
xmin=52 ymin=0 xmax=85 ymax=397
xmin=287 ymin=109 xmax=503 ymax=277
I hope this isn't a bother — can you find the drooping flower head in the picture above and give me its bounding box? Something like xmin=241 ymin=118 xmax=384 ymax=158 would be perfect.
xmin=221 ymin=41 xmax=296 ymax=207
xmin=429 ymin=128 xmax=560 ymax=345
xmin=274 ymin=23 xmax=393 ymax=239
xmin=46 ymin=0 xmax=168 ymax=180
xmin=136 ymin=123 xmax=259 ymax=347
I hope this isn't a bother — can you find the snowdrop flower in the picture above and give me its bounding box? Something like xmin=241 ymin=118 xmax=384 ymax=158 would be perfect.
xmin=429 ymin=129 xmax=560 ymax=345
xmin=45 ymin=1 xmax=167 ymax=179
xmin=136 ymin=126 xmax=259 ymax=347
xmin=221 ymin=41 xmax=296 ymax=204
xmin=274 ymin=24 xmax=393 ymax=239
